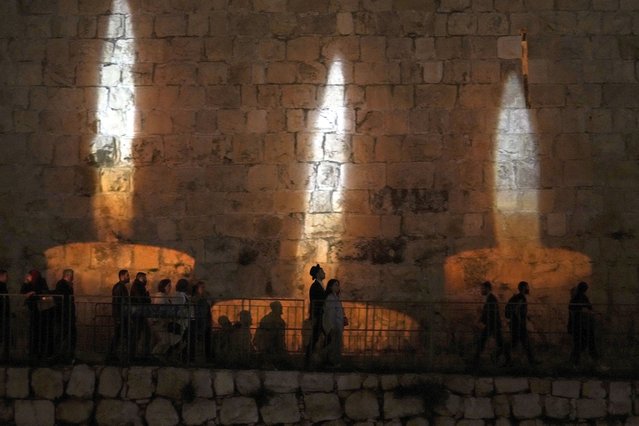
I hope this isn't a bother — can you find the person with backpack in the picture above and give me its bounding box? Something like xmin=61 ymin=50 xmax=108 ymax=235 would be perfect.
xmin=474 ymin=281 xmax=509 ymax=365
xmin=504 ymin=281 xmax=536 ymax=365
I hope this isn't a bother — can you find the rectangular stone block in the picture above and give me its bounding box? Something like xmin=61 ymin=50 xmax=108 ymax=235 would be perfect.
xmin=341 ymin=163 xmax=385 ymax=189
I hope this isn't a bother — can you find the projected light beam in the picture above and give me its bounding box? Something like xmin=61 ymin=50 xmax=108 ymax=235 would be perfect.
xmin=90 ymin=0 xmax=136 ymax=241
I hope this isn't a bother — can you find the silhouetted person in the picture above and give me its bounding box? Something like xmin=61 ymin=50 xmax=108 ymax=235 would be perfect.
xmin=54 ymin=269 xmax=77 ymax=360
xmin=230 ymin=310 xmax=253 ymax=365
xmin=0 ymin=269 xmax=10 ymax=360
xmin=191 ymin=281 xmax=212 ymax=360
xmin=130 ymin=272 xmax=151 ymax=359
xmin=109 ymin=269 xmax=130 ymax=362
xmin=150 ymin=279 xmax=182 ymax=358
xmin=213 ymin=315 xmax=233 ymax=362
xmin=305 ymin=264 xmax=326 ymax=367
xmin=568 ymin=281 xmax=598 ymax=365
xmin=474 ymin=281 xmax=509 ymax=365
xmin=20 ymin=269 xmax=55 ymax=360
xmin=174 ymin=278 xmax=194 ymax=362
xmin=254 ymin=301 xmax=286 ymax=355
xmin=322 ymin=279 xmax=347 ymax=367
xmin=505 ymin=281 xmax=536 ymax=364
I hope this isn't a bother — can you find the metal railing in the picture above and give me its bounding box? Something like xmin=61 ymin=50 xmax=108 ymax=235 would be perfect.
xmin=0 ymin=294 xmax=637 ymax=375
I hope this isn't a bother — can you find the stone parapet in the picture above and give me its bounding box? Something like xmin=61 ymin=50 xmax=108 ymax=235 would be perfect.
xmin=1 ymin=366 xmax=639 ymax=425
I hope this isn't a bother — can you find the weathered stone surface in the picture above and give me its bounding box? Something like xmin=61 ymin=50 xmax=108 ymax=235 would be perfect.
xmin=301 ymin=372 xmax=334 ymax=392
xmin=446 ymin=376 xmax=474 ymax=395
xmin=260 ymin=393 xmax=300 ymax=424
xmin=15 ymin=400 xmax=54 ymax=426
xmin=66 ymin=364 xmax=95 ymax=399
xmin=406 ymin=417 xmax=429 ymax=426
xmin=7 ymin=368 xmax=29 ymax=398
xmin=384 ymin=392 xmax=424 ymax=419
xmin=235 ymin=370 xmax=261 ymax=396
xmin=475 ymin=378 xmax=493 ymax=396
xmin=435 ymin=393 xmax=461 ymax=417
xmin=156 ymin=368 xmax=190 ymax=400
xmin=98 ymin=367 xmax=123 ymax=398
xmin=576 ymin=398 xmax=606 ymax=419
xmin=32 ymin=368 xmax=63 ymax=399
xmin=512 ymin=393 xmax=542 ymax=419
xmin=306 ymin=393 xmax=343 ymax=422
xmin=220 ymin=397 xmax=258 ymax=425
xmin=96 ymin=399 xmax=142 ymax=426
xmin=609 ymin=381 xmax=632 ymax=415
xmin=381 ymin=375 xmax=399 ymax=390
xmin=345 ymin=390 xmax=379 ymax=420
xmin=145 ymin=398 xmax=179 ymax=426
xmin=191 ymin=369 xmax=213 ymax=398
xmin=56 ymin=399 xmax=93 ymax=424
xmin=126 ymin=367 xmax=154 ymax=400
xmin=552 ymin=380 xmax=581 ymax=399
xmin=264 ymin=371 xmax=299 ymax=393
xmin=582 ymin=380 xmax=606 ymax=399
xmin=0 ymin=400 xmax=12 ymax=424
xmin=492 ymin=394 xmax=510 ymax=418
xmin=214 ymin=370 xmax=235 ymax=396
xmin=529 ymin=378 xmax=551 ymax=395
xmin=494 ymin=377 xmax=528 ymax=394
xmin=182 ymin=399 xmax=216 ymax=425
xmin=362 ymin=375 xmax=379 ymax=390
xmin=463 ymin=397 xmax=494 ymax=419
xmin=338 ymin=373 xmax=362 ymax=390
xmin=544 ymin=396 xmax=570 ymax=419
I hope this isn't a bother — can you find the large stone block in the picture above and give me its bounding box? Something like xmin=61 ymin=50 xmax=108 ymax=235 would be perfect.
xmin=609 ymin=381 xmax=632 ymax=415
xmin=264 ymin=371 xmax=299 ymax=393
xmin=56 ymin=399 xmax=93 ymax=424
xmin=512 ymin=393 xmax=542 ymax=419
xmin=220 ymin=397 xmax=258 ymax=425
xmin=96 ymin=399 xmax=142 ymax=426
xmin=464 ymin=397 xmax=494 ymax=419
xmin=98 ymin=367 xmax=123 ymax=398
xmin=544 ymin=396 xmax=570 ymax=419
xmin=145 ymin=398 xmax=179 ymax=426
xmin=582 ymin=380 xmax=606 ymax=399
xmin=126 ymin=367 xmax=155 ymax=400
xmin=552 ymin=380 xmax=581 ymax=399
xmin=260 ymin=393 xmax=301 ymax=424
xmin=15 ymin=400 xmax=54 ymax=426
xmin=302 ymin=373 xmax=334 ymax=392
xmin=345 ymin=390 xmax=380 ymax=420
xmin=7 ymin=368 xmax=29 ymax=398
xmin=494 ymin=377 xmax=529 ymax=394
xmin=235 ymin=370 xmax=261 ymax=396
xmin=66 ymin=365 xmax=95 ymax=399
xmin=213 ymin=370 xmax=235 ymax=396
xmin=191 ymin=369 xmax=213 ymax=399
xmin=156 ymin=368 xmax=190 ymax=400
xmin=384 ymin=392 xmax=424 ymax=419
xmin=576 ymin=398 xmax=606 ymax=419
xmin=445 ymin=375 xmax=475 ymax=395
xmin=182 ymin=399 xmax=216 ymax=425
xmin=306 ymin=393 xmax=343 ymax=422
xmin=32 ymin=368 xmax=63 ymax=399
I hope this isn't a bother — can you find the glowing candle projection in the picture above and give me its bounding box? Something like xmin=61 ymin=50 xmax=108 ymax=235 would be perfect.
xmin=444 ymin=72 xmax=591 ymax=297
xmin=300 ymin=59 xmax=350 ymax=279
xmin=90 ymin=0 xmax=136 ymax=240
xmin=45 ymin=1 xmax=194 ymax=294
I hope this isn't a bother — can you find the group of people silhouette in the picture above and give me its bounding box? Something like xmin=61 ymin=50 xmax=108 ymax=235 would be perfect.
xmin=474 ymin=280 xmax=599 ymax=367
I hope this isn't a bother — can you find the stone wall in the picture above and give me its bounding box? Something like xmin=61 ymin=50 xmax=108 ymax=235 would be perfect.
xmin=1 ymin=0 xmax=639 ymax=308
xmin=1 ymin=365 xmax=639 ymax=425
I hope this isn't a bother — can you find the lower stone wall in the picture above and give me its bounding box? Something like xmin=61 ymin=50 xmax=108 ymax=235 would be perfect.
xmin=0 ymin=365 xmax=638 ymax=425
